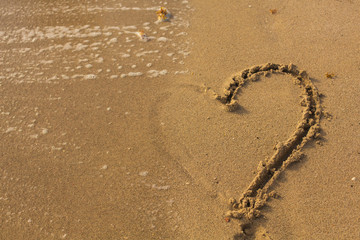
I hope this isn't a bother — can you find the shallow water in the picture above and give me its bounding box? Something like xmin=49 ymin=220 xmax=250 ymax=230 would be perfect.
xmin=0 ymin=0 xmax=192 ymax=85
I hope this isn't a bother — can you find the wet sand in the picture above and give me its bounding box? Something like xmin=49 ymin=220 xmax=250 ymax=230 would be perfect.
xmin=1 ymin=0 xmax=360 ymax=239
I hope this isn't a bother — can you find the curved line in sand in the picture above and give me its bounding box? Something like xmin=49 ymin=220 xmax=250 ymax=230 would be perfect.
xmin=213 ymin=63 xmax=321 ymax=232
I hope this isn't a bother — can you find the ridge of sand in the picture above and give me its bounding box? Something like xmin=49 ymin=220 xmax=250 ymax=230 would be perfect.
xmin=209 ymin=63 xmax=322 ymax=237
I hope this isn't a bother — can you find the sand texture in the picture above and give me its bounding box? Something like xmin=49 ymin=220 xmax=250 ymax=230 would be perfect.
xmin=1 ymin=0 xmax=360 ymax=239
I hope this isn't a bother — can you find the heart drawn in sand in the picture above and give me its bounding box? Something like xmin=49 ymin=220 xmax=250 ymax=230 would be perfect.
xmin=211 ymin=63 xmax=322 ymax=234
xmin=158 ymin=62 xmax=322 ymax=237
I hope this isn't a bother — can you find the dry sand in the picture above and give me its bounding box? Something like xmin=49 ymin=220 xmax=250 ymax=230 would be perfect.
xmin=1 ymin=0 xmax=360 ymax=239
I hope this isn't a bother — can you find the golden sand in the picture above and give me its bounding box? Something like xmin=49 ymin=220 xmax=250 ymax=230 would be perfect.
xmin=1 ymin=0 xmax=359 ymax=239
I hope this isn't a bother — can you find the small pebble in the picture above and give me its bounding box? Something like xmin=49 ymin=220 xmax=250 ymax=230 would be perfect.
xmin=41 ymin=128 xmax=48 ymax=135
xmin=139 ymin=171 xmax=148 ymax=177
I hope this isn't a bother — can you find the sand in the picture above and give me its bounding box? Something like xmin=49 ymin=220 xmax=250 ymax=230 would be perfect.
xmin=1 ymin=0 xmax=359 ymax=239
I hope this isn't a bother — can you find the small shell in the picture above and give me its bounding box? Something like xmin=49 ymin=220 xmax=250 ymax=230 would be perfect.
xmin=136 ymin=30 xmax=149 ymax=42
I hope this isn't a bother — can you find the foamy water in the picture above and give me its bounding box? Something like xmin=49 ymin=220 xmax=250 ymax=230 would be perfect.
xmin=0 ymin=0 xmax=192 ymax=85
